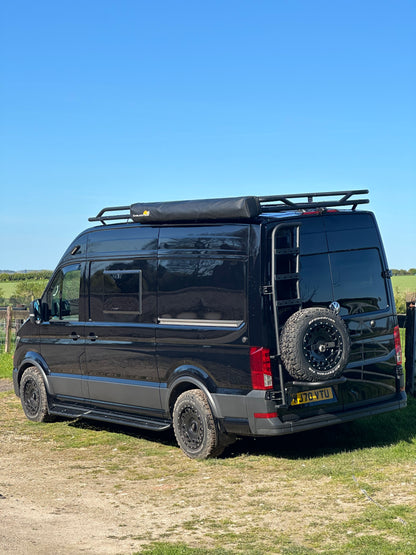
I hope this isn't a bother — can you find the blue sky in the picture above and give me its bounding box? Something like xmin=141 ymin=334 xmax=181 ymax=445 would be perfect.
xmin=1 ymin=0 xmax=415 ymax=270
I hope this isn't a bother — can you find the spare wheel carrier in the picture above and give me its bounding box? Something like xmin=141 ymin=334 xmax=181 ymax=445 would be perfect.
xmin=280 ymin=307 xmax=350 ymax=382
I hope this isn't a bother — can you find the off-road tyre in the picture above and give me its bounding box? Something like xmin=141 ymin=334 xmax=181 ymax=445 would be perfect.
xmin=173 ymin=389 xmax=225 ymax=459
xmin=280 ymin=307 xmax=350 ymax=382
xmin=20 ymin=366 xmax=53 ymax=422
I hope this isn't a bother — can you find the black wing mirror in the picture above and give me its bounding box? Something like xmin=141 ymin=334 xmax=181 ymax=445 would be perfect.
xmin=29 ymin=299 xmax=42 ymax=324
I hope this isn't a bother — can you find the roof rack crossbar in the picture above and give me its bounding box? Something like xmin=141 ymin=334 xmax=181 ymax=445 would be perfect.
xmin=258 ymin=189 xmax=369 ymax=212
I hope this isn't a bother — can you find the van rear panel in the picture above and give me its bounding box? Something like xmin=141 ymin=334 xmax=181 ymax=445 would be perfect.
xmin=254 ymin=210 xmax=405 ymax=434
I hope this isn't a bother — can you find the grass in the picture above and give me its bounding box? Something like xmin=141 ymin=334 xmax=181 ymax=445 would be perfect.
xmin=392 ymin=275 xmax=416 ymax=313
xmin=1 ymin=349 xmax=416 ymax=554
xmin=392 ymin=275 xmax=416 ymax=295
xmin=0 ymin=352 xmax=13 ymax=378
xmin=0 ymin=281 xmax=18 ymax=300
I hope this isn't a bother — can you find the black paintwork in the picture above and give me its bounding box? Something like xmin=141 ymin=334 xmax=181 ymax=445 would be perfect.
xmin=13 ymin=209 xmax=406 ymax=438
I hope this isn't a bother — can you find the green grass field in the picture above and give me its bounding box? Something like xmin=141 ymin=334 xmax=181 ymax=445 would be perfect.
xmin=392 ymin=275 xmax=416 ymax=296
xmin=0 ymin=281 xmax=19 ymax=300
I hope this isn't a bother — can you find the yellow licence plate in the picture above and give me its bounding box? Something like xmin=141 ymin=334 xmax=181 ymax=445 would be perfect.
xmin=291 ymin=387 xmax=335 ymax=406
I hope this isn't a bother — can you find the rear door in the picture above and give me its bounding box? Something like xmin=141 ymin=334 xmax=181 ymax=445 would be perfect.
xmin=298 ymin=212 xmax=397 ymax=399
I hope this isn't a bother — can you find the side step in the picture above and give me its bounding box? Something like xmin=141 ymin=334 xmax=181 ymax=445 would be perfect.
xmin=49 ymin=402 xmax=172 ymax=432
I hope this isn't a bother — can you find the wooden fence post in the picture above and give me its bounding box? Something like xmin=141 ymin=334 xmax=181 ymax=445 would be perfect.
xmin=4 ymin=306 xmax=12 ymax=353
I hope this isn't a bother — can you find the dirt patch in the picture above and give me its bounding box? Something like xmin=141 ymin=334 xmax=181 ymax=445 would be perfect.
xmin=1 ymin=389 xmax=414 ymax=554
xmin=0 ymin=379 xmax=13 ymax=393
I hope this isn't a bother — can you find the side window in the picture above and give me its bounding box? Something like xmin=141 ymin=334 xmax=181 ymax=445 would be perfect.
xmin=46 ymin=264 xmax=81 ymax=321
xmin=89 ymin=259 xmax=155 ymax=323
xmin=158 ymin=258 xmax=246 ymax=324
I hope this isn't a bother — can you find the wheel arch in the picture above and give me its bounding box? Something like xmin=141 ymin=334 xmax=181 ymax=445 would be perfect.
xmin=166 ymin=366 xmax=222 ymax=420
xmin=15 ymin=352 xmax=52 ymax=394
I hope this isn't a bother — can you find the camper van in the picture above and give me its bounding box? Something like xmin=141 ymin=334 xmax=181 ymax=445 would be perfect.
xmin=13 ymin=191 xmax=406 ymax=458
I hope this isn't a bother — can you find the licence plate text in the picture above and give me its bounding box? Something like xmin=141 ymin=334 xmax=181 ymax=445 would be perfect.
xmin=291 ymin=387 xmax=336 ymax=406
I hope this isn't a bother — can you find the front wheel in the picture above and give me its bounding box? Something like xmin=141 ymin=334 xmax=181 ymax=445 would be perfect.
xmin=20 ymin=366 xmax=53 ymax=422
xmin=173 ymin=389 xmax=225 ymax=459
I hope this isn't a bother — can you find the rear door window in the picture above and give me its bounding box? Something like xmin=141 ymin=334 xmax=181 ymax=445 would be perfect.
xmin=330 ymin=249 xmax=388 ymax=315
xmin=299 ymin=248 xmax=388 ymax=315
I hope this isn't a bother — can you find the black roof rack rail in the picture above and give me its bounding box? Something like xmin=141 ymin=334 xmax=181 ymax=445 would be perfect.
xmin=88 ymin=189 xmax=369 ymax=225
xmin=258 ymin=190 xmax=369 ymax=213
xmin=88 ymin=205 xmax=131 ymax=224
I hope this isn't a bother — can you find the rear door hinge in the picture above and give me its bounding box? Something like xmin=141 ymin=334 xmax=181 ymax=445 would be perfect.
xmin=261 ymin=285 xmax=273 ymax=295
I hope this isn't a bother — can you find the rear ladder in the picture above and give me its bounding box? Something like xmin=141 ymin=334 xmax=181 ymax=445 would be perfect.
xmin=271 ymin=222 xmax=301 ymax=407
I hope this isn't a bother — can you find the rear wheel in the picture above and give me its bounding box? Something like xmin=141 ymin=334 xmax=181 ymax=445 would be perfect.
xmin=20 ymin=366 xmax=53 ymax=422
xmin=173 ymin=389 xmax=226 ymax=459
xmin=280 ymin=307 xmax=350 ymax=382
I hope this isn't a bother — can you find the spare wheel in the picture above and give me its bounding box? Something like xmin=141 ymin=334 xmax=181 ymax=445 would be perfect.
xmin=280 ymin=307 xmax=350 ymax=382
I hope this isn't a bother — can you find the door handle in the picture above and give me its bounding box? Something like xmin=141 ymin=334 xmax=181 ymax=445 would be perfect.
xmin=88 ymin=333 xmax=98 ymax=341
xmin=70 ymin=332 xmax=80 ymax=341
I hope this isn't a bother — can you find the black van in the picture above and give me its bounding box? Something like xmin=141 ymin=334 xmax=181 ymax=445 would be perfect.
xmin=13 ymin=191 xmax=406 ymax=459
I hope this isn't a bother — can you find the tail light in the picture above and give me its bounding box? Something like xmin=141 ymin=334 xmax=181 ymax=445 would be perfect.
xmin=394 ymin=325 xmax=402 ymax=365
xmin=250 ymin=347 xmax=273 ymax=390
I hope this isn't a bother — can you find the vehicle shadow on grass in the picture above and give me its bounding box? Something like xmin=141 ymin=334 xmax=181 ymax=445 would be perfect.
xmin=66 ymin=397 xmax=416 ymax=461
xmin=227 ymin=396 xmax=416 ymax=460
xmin=67 ymin=418 xmax=179 ymax=449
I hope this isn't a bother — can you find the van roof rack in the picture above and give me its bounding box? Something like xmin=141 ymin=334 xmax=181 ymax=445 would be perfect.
xmin=258 ymin=189 xmax=369 ymax=213
xmin=88 ymin=189 xmax=369 ymax=224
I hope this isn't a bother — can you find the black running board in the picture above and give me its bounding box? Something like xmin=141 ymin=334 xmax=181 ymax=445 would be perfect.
xmin=49 ymin=402 xmax=172 ymax=432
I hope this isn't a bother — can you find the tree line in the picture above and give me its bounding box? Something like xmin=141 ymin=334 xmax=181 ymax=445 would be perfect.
xmin=0 ymin=271 xmax=52 ymax=282
xmin=391 ymin=269 xmax=416 ymax=276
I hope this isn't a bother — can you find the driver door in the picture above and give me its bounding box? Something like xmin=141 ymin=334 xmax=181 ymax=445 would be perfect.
xmin=39 ymin=263 xmax=88 ymax=400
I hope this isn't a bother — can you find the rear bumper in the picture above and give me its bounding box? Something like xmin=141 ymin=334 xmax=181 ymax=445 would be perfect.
xmin=216 ymin=391 xmax=407 ymax=437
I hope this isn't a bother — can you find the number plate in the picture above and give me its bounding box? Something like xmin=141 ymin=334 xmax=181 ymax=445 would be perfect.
xmin=291 ymin=387 xmax=336 ymax=406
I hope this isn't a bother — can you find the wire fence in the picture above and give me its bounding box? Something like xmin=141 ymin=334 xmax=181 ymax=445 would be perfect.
xmin=0 ymin=308 xmax=28 ymax=353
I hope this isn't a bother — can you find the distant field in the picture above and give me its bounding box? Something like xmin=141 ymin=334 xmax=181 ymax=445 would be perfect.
xmin=0 ymin=282 xmax=18 ymax=300
xmin=392 ymin=275 xmax=416 ymax=297
xmin=0 ymin=280 xmax=49 ymax=303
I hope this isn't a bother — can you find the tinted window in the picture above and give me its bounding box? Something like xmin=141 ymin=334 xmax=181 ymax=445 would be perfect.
xmin=299 ymin=249 xmax=388 ymax=315
xmin=325 ymin=213 xmax=380 ymax=251
xmin=88 ymin=226 xmax=158 ymax=255
xmin=158 ymin=258 xmax=246 ymax=322
xmin=299 ymin=254 xmax=333 ymax=306
xmin=46 ymin=264 xmax=81 ymax=321
xmin=330 ymin=249 xmax=388 ymax=315
xmin=159 ymin=225 xmax=248 ymax=254
xmin=299 ymin=217 xmax=327 ymax=255
xmin=90 ymin=259 xmax=156 ymax=322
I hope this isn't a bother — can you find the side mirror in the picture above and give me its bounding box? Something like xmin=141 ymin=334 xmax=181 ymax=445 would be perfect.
xmin=29 ymin=299 xmax=42 ymax=324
